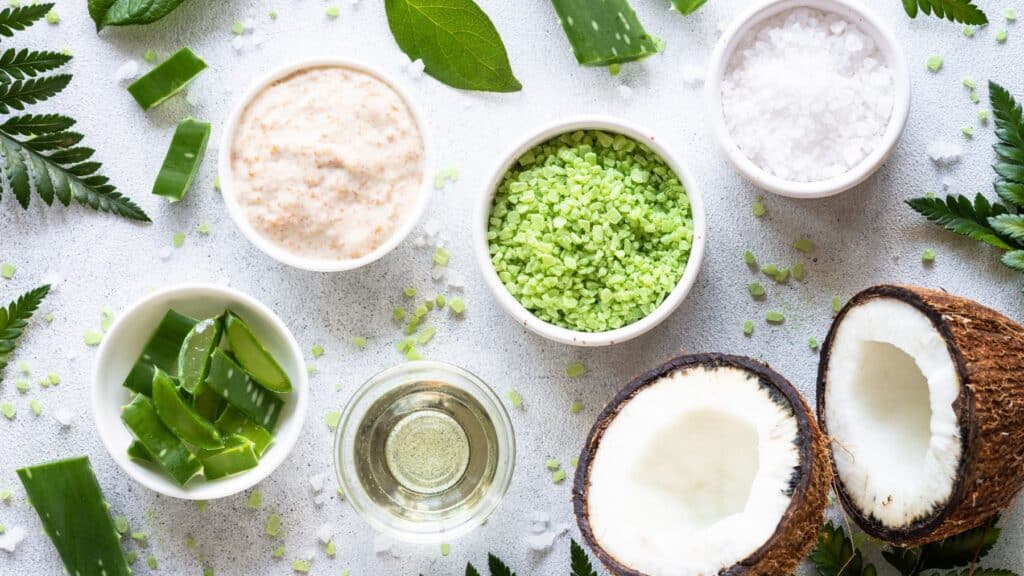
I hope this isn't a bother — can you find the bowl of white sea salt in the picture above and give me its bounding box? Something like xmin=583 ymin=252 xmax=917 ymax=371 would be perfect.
xmin=706 ymin=0 xmax=909 ymax=198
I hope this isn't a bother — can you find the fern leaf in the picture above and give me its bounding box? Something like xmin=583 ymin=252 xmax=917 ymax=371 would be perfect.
xmin=990 ymin=214 xmax=1024 ymax=242
xmin=487 ymin=554 xmax=516 ymax=576
xmin=0 ymin=3 xmax=53 ymax=39
xmin=465 ymin=564 xmax=482 ymax=576
xmin=1003 ymin=250 xmax=1024 ymax=272
xmin=810 ymin=522 xmax=877 ymax=576
xmin=902 ymin=0 xmax=988 ymax=24
xmin=995 ymin=181 xmax=1024 ymax=207
xmin=907 ymin=194 xmax=1015 ymax=250
xmin=0 ymin=74 xmax=71 ymax=113
xmin=0 ymin=113 xmax=74 ymax=136
xmin=22 ymin=131 xmax=83 ymax=152
xmin=0 ymin=284 xmax=50 ymax=379
xmin=570 ymin=540 xmax=599 ymax=576
xmin=0 ymin=48 xmax=70 ymax=80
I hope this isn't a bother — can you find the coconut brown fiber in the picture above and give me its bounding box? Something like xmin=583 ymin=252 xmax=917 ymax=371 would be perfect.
xmin=573 ymin=353 xmax=832 ymax=576
xmin=818 ymin=284 xmax=1024 ymax=546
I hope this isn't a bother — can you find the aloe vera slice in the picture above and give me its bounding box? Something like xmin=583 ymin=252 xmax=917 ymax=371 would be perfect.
xmin=127 ymin=440 xmax=154 ymax=463
xmin=205 ymin=349 xmax=284 ymax=431
xmin=121 ymin=395 xmax=202 ymax=485
xmin=124 ymin=309 xmax=198 ymax=396
xmin=225 ymin=311 xmax=291 ymax=393
xmin=152 ymin=368 xmax=223 ymax=450
xmin=192 ymin=380 xmax=226 ymax=422
xmin=152 ymin=117 xmax=211 ymax=201
xmin=17 ymin=457 xmax=130 ymax=576
xmin=215 ymin=405 xmax=274 ymax=457
xmin=127 ymin=48 xmax=208 ymax=111
xmin=198 ymin=435 xmax=259 ymax=480
xmin=178 ymin=314 xmax=223 ymax=394
xmin=550 ymin=0 xmax=661 ymax=66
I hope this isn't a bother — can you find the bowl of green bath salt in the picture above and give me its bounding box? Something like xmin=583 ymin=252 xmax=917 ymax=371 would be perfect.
xmin=475 ymin=117 xmax=706 ymax=347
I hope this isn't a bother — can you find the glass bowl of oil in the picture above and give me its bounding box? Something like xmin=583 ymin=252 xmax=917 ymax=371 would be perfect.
xmin=334 ymin=361 xmax=515 ymax=542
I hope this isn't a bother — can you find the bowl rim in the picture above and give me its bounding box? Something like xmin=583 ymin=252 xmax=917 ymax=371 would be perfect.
xmin=473 ymin=115 xmax=707 ymax=347
xmin=705 ymin=0 xmax=911 ymax=199
xmin=217 ymin=56 xmax=433 ymax=272
xmin=90 ymin=283 xmax=310 ymax=500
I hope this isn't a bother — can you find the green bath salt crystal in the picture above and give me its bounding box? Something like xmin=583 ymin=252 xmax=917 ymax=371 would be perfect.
xmin=765 ymin=311 xmax=785 ymax=324
xmin=487 ymin=130 xmax=693 ymax=333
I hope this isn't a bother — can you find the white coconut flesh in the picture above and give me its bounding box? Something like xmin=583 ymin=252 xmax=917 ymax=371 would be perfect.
xmin=585 ymin=365 xmax=801 ymax=576
xmin=825 ymin=297 xmax=962 ymax=529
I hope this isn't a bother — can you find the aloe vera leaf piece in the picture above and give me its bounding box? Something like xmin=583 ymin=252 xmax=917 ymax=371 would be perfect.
xmin=224 ymin=311 xmax=291 ymax=393
xmin=205 ymin=349 xmax=284 ymax=431
xmin=214 ymin=405 xmax=274 ymax=457
xmin=550 ymin=0 xmax=662 ymax=66
xmin=192 ymin=379 xmax=226 ymax=422
xmin=177 ymin=314 xmax=223 ymax=394
xmin=121 ymin=395 xmax=202 ymax=485
xmin=127 ymin=440 xmax=154 ymax=463
xmin=127 ymin=48 xmax=207 ymax=111
xmin=17 ymin=456 xmax=131 ymax=576
xmin=152 ymin=368 xmax=223 ymax=450
xmin=123 ymin=309 xmax=198 ymax=396
xmin=198 ymin=435 xmax=259 ymax=480
xmin=152 ymin=117 xmax=211 ymax=201
xmin=671 ymin=0 xmax=708 ymax=15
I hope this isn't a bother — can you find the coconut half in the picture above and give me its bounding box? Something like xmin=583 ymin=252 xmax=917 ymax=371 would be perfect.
xmin=574 ymin=354 xmax=830 ymax=576
xmin=819 ymin=285 xmax=1024 ymax=546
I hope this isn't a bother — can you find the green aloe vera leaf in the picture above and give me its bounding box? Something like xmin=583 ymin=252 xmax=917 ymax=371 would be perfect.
xmin=17 ymin=457 xmax=130 ymax=576
xmin=152 ymin=368 xmax=223 ymax=450
xmin=127 ymin=440 xmax=154 ymax=463
xmin=121 ymin=395 xmax=202 ymax=485
xmin=152 ymin=117 xmax=211 ymax=201
xmin=215 ymin=405 xmax=274 ymax=457
xmin=127 ymin=48 xmax=208 ymax=111
xmin=192 ymin=380 xmax=226 ymax=422
xmin=124 ymin=309 xmax=198 ymax=396
xmin=177 ymin=314 xmax=224 ymax=394
xmin=671 ymin=0 xmax=707 ymax=15
xmin=224 ymin=311 xmax=291 ymax=393
xmin=550 ymin=0 xmax=661 ymax=66
xmin=205 ymin=349 xmax=284 ymax=431
xmin=198 ymin=435 xmax=259 ymax=480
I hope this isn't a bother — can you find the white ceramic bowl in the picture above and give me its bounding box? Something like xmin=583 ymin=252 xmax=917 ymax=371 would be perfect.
xmin=474 ymin=116 xmax=707 ymax=347
xmin=218 ymin=57 xmax=433 ymax=272
xmin=706 ymin=0 xmax=910 ymax=198
xmin=92 ymin=284 xmax=309 ymax=500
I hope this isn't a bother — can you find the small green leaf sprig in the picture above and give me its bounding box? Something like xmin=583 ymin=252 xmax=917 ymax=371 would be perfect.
xmin=465 ymin=539 xmax=599 ymax=576
xmin=901 ymin=0 xmax=987 ymax=25
xmin=0 ymin=284 xmax=49 ymax=382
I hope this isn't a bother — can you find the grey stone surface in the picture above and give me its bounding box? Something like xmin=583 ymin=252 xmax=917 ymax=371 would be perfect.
xmin=2 ymin=0 xmax=1024 ymax=574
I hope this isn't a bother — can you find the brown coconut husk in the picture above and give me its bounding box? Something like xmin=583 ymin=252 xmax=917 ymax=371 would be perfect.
xmin=573 ymin=353 xmax=832 ymax=576
xmin=818 ymin=284 xmax=1024 ymax=546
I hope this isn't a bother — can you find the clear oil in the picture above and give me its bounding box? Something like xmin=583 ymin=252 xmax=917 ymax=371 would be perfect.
xmin=353 ymin=379 xmax=500 ymax=524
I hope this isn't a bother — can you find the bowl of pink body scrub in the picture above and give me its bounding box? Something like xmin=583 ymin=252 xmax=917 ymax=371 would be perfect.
xmin=706 ymin=0 xmax=910 ymax=198
xmin=474 ymin=117 xmax=707 ymax=347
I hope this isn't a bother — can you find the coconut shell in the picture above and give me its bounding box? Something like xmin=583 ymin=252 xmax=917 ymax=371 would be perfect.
xmin=573 ymin=353 xmax=832 ymax=576
xmin=818 ymin=284 xmax=1024 ymax=546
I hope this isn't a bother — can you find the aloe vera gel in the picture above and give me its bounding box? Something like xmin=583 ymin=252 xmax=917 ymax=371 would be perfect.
xmin=335 ymin=362 xmax=515 ymax=542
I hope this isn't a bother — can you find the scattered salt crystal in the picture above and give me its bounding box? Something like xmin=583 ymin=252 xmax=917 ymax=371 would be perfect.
xmin=680 ymin=64 xmax=704 ymax=86
xmin=312 ymin=493 xmax=327 ymax=507
xmin=159 ymin=247 xmax=172 ymax=260
xmin=423 ymin=219 xmax=441 ymax=238
xmin=53 ymin=408 xmax=73 ymax=427
xmin=184 ymin=89 xmax=200 ymax=106
xmin=299 ymin=547 xmax=316 ymax=561
xmin=316 ymin=523 xmax=333 ymax=544
xmin=373 ymin=533 xmax=400 ymax=557
xmin=413 ymin=236 xmax=427 ymax=248
xmin=309 ymin=473 xmax=325 ymax=492
xmin=231 ymin=36 xmax=246 ymax=52
xmin=405 ymin=59 xmax=425 ymax=79
xmin=0 ymin=526 xmax=25 ymax=553
xmin=446 ymin=272 xmax=464 ymax=290
xmin=115 ymin=60 xmax=139 ymax=83
xmin=617 ymin=84 xmax=634 ymax=100
xmin=525 ymin=522 xmax=568 ymax=551
xmin=242 ymin=18 xmax=255 ymax=31
xmin=430 ymin=266 xmax=445 ymax=281
xmin=926 ymin=141 xmax=963 ymax=165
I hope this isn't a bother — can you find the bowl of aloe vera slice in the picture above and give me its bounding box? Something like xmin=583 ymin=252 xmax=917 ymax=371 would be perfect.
xmin=92 ymin=284 xmax=309 ymax=499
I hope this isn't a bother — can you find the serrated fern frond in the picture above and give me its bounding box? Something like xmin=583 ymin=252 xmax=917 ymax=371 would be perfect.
xmin=570 ymin=540 xmax=599 ymax=576
xmin=0 ymin=74 xmax=71 ymax=114
xmin=0 ymin=3 xmax=53 ymax=39
xmin=907 ymin=194 xmax=1015 ymax=250
xmin=0 ymin=48 xmax=71 ymax=81
xmin=0 ymin=113 xmax=74 ymax=136
xmin=902 ymin=0 xmax=988 ymax=24
xmin=0 ymin=284 xmax=49 ymax=379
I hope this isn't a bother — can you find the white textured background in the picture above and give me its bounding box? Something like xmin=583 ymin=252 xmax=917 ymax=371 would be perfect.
xmin=3 ymin=0 xmax=1024 ymax=574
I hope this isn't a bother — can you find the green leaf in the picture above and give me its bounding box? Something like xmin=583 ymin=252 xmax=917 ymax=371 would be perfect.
xmin=0 ymin=49 xmax=70 ymax=80
xmin=551 ymin=0 xmax=662 ymax=66
xmin=88 ymin=0 xmax=189 ymax=30
xmin=0 ymin=74 xmax=71 ymax=114
xmin=0 ymin=3 xmax=53 ymax=38
xmin=907 ymin=194 xmax=1015 ymax=250
xmin=990 ymin=214 xmax=1024 ymax=241
xmin=882 ymin=547 xmax=921 ymax=576
xmin=570 ymin=539 xmax=599 ymax=576
xmin=672 ymin=0 xmax=708 ymax=15
xmin=810 ymin=522 xmax=877 ymax=576
xmin=1003 ymin=250 xmax=1024 ymax=272
xmin=466 ymin=564 xmax=482 ymax=576
xmin=888 ymin=517 xmax=1001 ymax=573
xmin=0 ymin=284 xmax=50 ymax=380
xmin=991 ymin=81 xmax=1024 ymax=152
xmin=384 ymin=0 xmax=521 ymax=93
xmin=901 ymin=0 xmax=987 ymax=24
xmin=0 ymin=113 xmax=74 ymax=136
xmin=487 ymin=553 xmax=516 ymax=576
xmin=994 ymin=181 xmax=1024 ymax=208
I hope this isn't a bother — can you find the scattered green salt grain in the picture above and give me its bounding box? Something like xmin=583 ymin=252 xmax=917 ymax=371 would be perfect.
xmin=325 ymin=541 xmax=336 ymax=557
xmin=325 ymin=6 xmax=339 ymax=18
xmin=962 ymin=125 xmax=974 ymax=138
xmin=979 ymin=109 xmax=990 ymax=123
xmin=435 ymin=295 xmax=446 ymax=308
xmin=608 ymin=63 xmax=621 ymax=76
xmin=185 ymin=536 xmax=196 ymax=549
xmin=195 ymin=500 xmax=208 ymax=512
xmin=507 ymin=390 xmax=523 ymax=409
xmin=566 ymin=362 xmax=586 ymax=378
xmin=213 ymin=176 xmax=221 ymax=190
xmin=204 ymin=568 xmax=214 ymax=576
xmin=292 ymin=559 xmax=310 ymax=573
xmin=15 ymin=380 xmax=29 ymax=393
xmin=922 ymin=248 xmax=936 ymax=263
xmin=416 ymin=326 xmax=436 ymax=345
xmin=831 ymin=296 xmax=842 ymax=313
xmin=970 ymin=90 xmax=981 ymax=104
xmin=449 ymin=298 xmax=466 ymax=315
xmin=44 ymin=312 xmax=53 ymax=322
xmin=197 ymin=223 xmax=211 ymax=235
xmin=440 ymin=543 xmax=451 ymax=557
xmin=29 ymin=399 xmax=40 ymax=416
xmin=0 ymin=263 xmax=15 ymax=279
xmin=743 ymin=320 xmax=754 ymax=336
xmin=405 ymin=347 xmax=424 ymax=361
xmin=101 ymin=308 xmax=115 ymax=331
xmin=325 ymin=410 xmax=342 ymax=430
xmin=997 ymin=29 xmax=1009 ymax=43
xmin=114 ymin=516 xmax=129 ymax=534
xmin=393 ymin=307 xmax=407 ymax=321
xmin=963 ymin=77 xmax=977 ymax=89
xmin=146 ymin=555 xmax=158 ymax=570
xmin=269 ymin=10 xmax=278 ymax=20
xmin=964 ymin=26 xmax=976 ymax=37
xmin=809 ymin=338 xmax=820 ymax=351
xmin=352 ymin=336 xmax=367 ymax=349
xmin=792 ymin=262 xmax=806 ymax=281
xmin=794 ymin=237 xmax=814 ymax=253
xmin=131 ymin=531 xmax=147 ymax=542
xmin=306 ymin=363 xmax=317 ymax=374
xmin=247 ymin=490 xmax=263 ymax=509
xmin=173 ymin=232 xmax=186 ymax=248
xmin=0 ymin=489 xmax=10 ymax=502
xmin=570 ymin=457 xmax=579 ymax=468
xmin=311 ymin=344 xmax=324 ymax=359
xmin=1 ymin=403 xmax=15 ymax=420
xmin=748 ymin=282 xmax=765 ymax=299
xmin=266 ymin=513 xmax=282 ymax=537
xmin=231 ymin=21 xmax=245 ymax=35
xmin=18 ymin=361 xmax=28 ymax=375
xmin=743 ymin=250 xmax=757 ymax=267
xmin=433 ymin=248 xmax=450 ymax=267
xmin=144 ymin=49 xmax=157 ymax=62
xmin=926 ymin=55 xmax=943 ymax=72
xmin=45 ymin=9 xmax=58 ymax=24
xmin=403 ymin=286 xmax=416 ymax=298
xmin=551 ymin=469 xmax=567 ymax=484
xmin=126 ymin=551 xmax=138 ymax=564
xmin=765 ymin=311 xmax=785 ymax=324
xmin=424 ymin=299 xmax=435 ymax=311
xmin=1008 ymin=8 xmax=1018 ymax=21
xmin=752 ymin=198 xmax=767 ymax=217
xmin=570 ymin=400 xmax=583 ymax=414
xmin=0 ymin=525 xmax=5 ymax=534
xmin=273 ymin=546 xmax=286 ymax=559
xmin=545 ymin=458 xmax=560 ymax=470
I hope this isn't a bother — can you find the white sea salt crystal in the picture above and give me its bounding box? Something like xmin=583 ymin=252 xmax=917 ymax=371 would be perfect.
xmin=316 ymin=523 xmax=333 ymax=544
xmin=53 ymin=408 xmax=73 ymax=427
xmin=721 ymin=8 xmax=894 ymax=182
xmin=423 ymin=219 xmax=441 ymax=238
xmin=680 ymin=64 xmax=704 ymax=86
xmin=312 ymin=493 xmax=327 ymax=507
xmin=0 ymin=526 xmax=25 ymax=553
xmin=159 ymin=247 xmax=172 ymax=260
xmin=447 ymin=272 xmax=464 ymax=290
xmin=525 ymin=522 xmax=568 ymax=551
xmin=405 ymin=59 xmax=425 ymax=78
xmin=413 ymin=236 xmax=426 ymax=248
xmin=231 ymin=36 xmax=246 ymax=52
xmin=309 ymin=473 xmax=325 ymax=492
xmin=300 ymin=547 xmax=316 ymax=561
xmin=115 ymin=60 xmax=139 ymax=83
xmin=617 ymin=84 xmax=634 ymax=100
xmin=430 ymin=266 xmax=445 ymax=281
xmin=926 ymin=141 xmax=963 ymax=165
xmin=374 ymin=533 xmax=400 ymax=557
